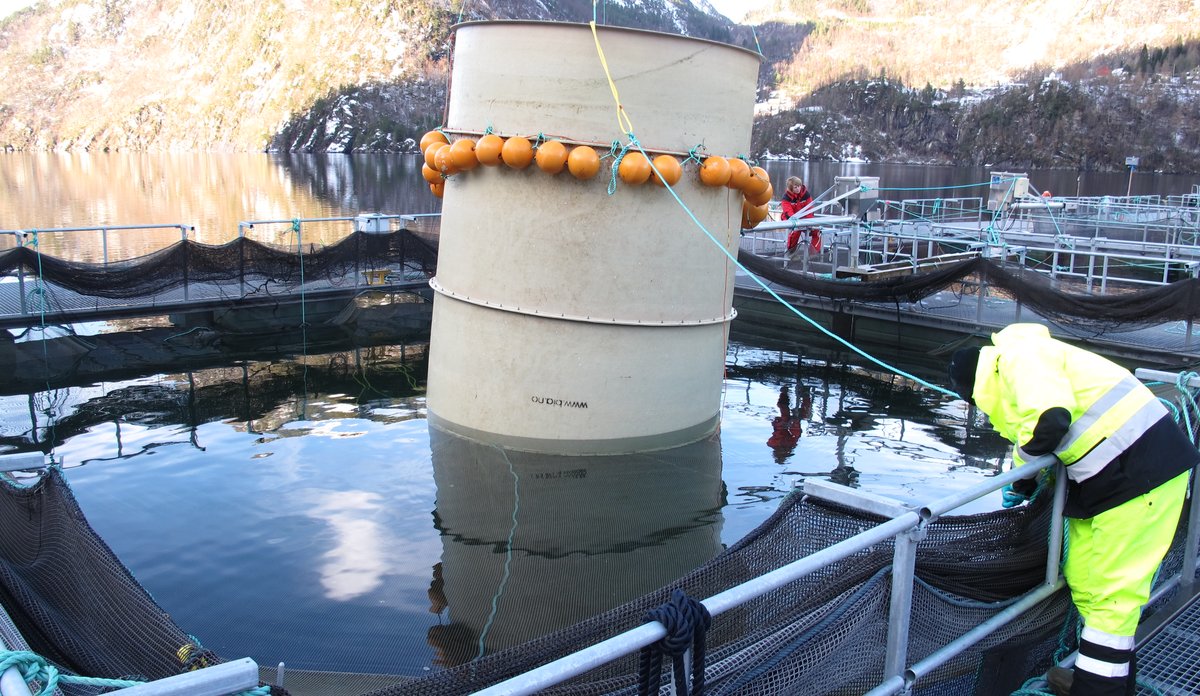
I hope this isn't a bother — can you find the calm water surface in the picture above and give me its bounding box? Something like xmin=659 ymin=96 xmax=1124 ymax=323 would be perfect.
xmin=0 ymin=152 xmax=1186 ymax=676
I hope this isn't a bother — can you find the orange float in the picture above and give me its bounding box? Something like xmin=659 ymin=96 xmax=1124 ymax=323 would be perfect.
xmin=746 ymin=182 xmax=773 ymax=207
xmin=726 ymin=157 xmax=751 ymax=191
xmin=567 ymin=145 xmax=601 ymax=180
xmin=476 ymin=134 xmax=505 ymax=166
xmin=419 ymin=130 xmax=448 ymax=154
xmin=430 ymin=181 xmax=445 ymax=198
xmin=424 ymin=141 xmax=448 ymax=169
xmin=435 ymin=145 xmax=460 ymax=176
xmin=698 ymin=156 xmax=731 ymax=187
xmin=743 ymin=166 xmax=770 ymax=197
xmin=422 ymin=164 xmax=445 ymax=184
xmin=449 ymin=138 xmax=479 ymax=171
xmin=618 ymin=151 xmax=651 ymax=185
xmin=501 ymin=136 xmax=534 ymax=169
xmin=741 ymin=200 xmax=769 ymax=228
xmin=535 ymin=140 xmax=569 ymax=174
xmin=650 ymin=155 xmax=682 ymax=187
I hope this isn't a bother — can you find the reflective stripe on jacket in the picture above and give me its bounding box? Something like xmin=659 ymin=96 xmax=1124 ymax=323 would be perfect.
xmin=972 ymin=324 xmax=1167 ymax=485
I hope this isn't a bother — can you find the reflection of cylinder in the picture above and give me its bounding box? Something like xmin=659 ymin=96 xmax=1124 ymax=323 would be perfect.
xmin=426 ymin=426 xmax=724 ymax=665
xmin=426 ymin=21 xmax=761 ymax=454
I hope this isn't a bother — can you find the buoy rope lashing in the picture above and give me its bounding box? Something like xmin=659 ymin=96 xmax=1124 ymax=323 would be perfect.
xmin=682 ymin=144 xmax=705 ymax=166
xmin=607 ymin=139 xmax=635 ymax=195
xmin=531 ymin=132 xmax=546 ymax=149
xmin=438 ymin=127 xmax=700 ymax=158
xmin=636 ymin=589 xmax=712 ymax=696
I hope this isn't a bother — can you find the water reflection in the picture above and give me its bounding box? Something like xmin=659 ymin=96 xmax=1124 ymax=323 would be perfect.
xmin=5 ymin=152 xmax=1197 ymax=265
xmin=426 ymin=426 xmax=725 ymax=665
xmin=0 ymin=152 xmax=442 ymax=261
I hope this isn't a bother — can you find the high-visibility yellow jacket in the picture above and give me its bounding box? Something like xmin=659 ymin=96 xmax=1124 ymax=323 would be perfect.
xmin=971 ymin=324 xmax=1196 ymax=517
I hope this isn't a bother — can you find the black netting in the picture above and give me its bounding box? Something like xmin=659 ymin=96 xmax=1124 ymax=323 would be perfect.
xmin=0 ymin=467 xmax=222 ymax=691
xmin=0 ymin=230 xmax=438 ymax=300
xmin=376 ymin=492 xmax=1075 ymax=696
xmin=2 ymin=458 xmax=1195 ymax=695
xmin=738 ymin=250 xmax=1200 ymax=331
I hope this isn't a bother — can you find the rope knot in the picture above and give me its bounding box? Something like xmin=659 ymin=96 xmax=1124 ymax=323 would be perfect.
xmin=646 ymin=589 xmax=711 ymax=656
xmin=637 ymin=589 xmax=711 ymax=696
xmin=0 ymin=650 xmax=61 ymax=694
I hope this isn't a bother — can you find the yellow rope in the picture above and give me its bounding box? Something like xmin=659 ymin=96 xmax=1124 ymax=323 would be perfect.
xmin=588 ymin=18 xmax=635 ymax=138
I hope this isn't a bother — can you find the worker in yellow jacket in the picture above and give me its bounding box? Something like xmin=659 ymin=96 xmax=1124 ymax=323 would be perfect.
xmin=947 ymin=323 xmax=1196 ymax=696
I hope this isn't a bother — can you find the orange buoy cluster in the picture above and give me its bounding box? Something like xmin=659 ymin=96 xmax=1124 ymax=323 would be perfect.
xmin=419 ymin=130 xmax=774 ymax=229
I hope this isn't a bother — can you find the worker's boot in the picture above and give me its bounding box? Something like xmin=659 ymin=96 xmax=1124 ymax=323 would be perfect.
xmin=1046 ymin=666 xmax=1073 ymax=696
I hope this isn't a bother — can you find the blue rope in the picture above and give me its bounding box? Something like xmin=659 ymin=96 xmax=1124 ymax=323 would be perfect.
xmin=476 ymin=445 xmax=521 ymax=659
xmin=0 ymin=650 xmax=142 ymax=694
xmin=637 ymin=589 xmax=711 ymax=696
xmin=607 ymin=140 xmax=633 ymax=196
xmin=622 ymin=136 xmax=959 ymax=397
xmin=27 ymin=231 xmax=59 ymax=461
xmin=0 ymin=649 xmax=276 ymax=696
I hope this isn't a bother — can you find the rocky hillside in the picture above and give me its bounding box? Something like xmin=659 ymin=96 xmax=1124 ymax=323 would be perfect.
xmin=0 ymin=0 xmax=732 ymax=152
xmin=2 ymin=0 xmax=1199 ymax=172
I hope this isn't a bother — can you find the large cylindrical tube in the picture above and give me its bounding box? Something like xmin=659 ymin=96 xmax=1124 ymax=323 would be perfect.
xmin=427 ymin=21 xmax=761 ymax=453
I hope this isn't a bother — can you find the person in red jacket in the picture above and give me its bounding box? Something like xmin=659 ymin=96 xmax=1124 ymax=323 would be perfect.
xmin=767 ymin=385 xmax=811 ymax=463
xmin=780 ymin=176 xmax=820 ymax=254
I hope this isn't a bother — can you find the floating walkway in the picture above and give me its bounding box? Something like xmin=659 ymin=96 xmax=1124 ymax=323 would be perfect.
xmin=735 ymin=190 xmax=1200 ymax=370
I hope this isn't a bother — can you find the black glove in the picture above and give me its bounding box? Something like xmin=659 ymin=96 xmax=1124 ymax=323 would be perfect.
xmin=1011 ymin=476 xmax=1039 ymax=498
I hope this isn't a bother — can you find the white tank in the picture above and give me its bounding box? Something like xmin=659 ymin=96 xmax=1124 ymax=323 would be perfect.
xmin=427 ymin=20 xmax=761 ymax=454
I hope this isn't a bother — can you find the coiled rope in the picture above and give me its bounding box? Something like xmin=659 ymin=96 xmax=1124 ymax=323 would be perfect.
xmin=636 ymin=589 xmax=711 ymax=696
xmin=0 ymin=649 xmax=274 ymax=696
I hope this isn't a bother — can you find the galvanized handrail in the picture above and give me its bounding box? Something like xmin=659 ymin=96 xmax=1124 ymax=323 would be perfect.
xmin=476 ymin=396 xmax=1200 ymax=696
xmin=474 ymin=455 xmax=1076 ymax=696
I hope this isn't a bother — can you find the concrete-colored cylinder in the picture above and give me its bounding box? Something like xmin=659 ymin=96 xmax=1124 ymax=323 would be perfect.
xmin=427 ymin=21 xmax=761 ymax=454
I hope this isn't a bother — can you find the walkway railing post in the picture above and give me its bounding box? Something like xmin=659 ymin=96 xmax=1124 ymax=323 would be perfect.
xmin=885 ymin=524 xmax=926 ymax=679
xmin=16 ymin=234 xmax=28 ymax=317
xmin=102 ymin=227 xmax=109 ymax=265
xmin=1181 ymin=468 xmax=1200 ymax=595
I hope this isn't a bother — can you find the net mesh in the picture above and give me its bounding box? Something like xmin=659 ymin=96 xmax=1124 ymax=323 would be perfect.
xmin=376 ymin=491 xmax=1085 ymax=696
xmin=0 ymin=436 xmax=1194 ymax=694
xmin=737 ymin=250 xmax=1200 ymax=332
xmin=0 ymin=242 xmax=1197 ymax=694
xmin=0 ymin=229 xmax=438 ymax=300
xmin=0 ymin=467 xmax=225 ymax=692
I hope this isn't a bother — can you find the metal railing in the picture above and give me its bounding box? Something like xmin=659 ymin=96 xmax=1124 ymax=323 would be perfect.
xmin=0 ymin=224 xmax=194 ymax=265
xmin=473 ymin=456 xmax=1070 ymax=695
xmin=475 ymin=371 xmax=1200 ymax=695
xmin=0 ymin=214 xmax=427 ymax=328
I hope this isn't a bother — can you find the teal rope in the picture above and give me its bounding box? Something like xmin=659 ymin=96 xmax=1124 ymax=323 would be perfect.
xmin=476 ymin=445 xmax=521 ymax=659
xmin=28 ymin=231 xmax=58 ymax=461
xmin=0 ymin=649 xmax=276 ymax=695
xmin=682 ymin=144 xmax=705 ymax=166
xmin=0 ymin=650 xmax=142 ymax=694
xmin=163 ymin=326 xmax=208 ymax=343
xmin=1174 ymin=371 xmax=1200 ymax=441
xmin=619 ymin=134 xmax=958 ymax=397
xmin=874 ymin=177 xmax=1011 ymax=192
xmin=607 ymin=140 xmax=633 ymax=196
